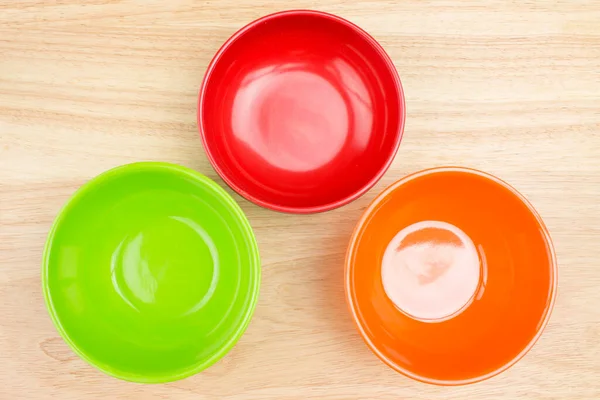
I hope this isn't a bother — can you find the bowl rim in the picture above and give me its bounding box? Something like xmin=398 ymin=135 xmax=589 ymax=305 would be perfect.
xmin=344 ymin=166 xmax=558 ymax=386
xmin=41 ymin=161 xmax=261 ymax=383
xmin=197 ymin=9 xmax=406 ymax=214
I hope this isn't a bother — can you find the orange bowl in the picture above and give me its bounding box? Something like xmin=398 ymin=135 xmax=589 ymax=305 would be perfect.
xmin=345 ymin=167 xmax=557 ymax=385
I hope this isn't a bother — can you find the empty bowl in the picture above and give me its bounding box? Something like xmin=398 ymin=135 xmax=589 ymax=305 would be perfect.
xmin=198 ymin=10 xmax=405 ymax=213
xmin=345 ymin=167 xmax=557 ymax=385
xmin=42 ymin=162 xmax=261 ymax=382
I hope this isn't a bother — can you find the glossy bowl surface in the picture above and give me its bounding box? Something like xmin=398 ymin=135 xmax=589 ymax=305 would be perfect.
xmin=199 ymin=10 xmax=405 ymax=213
xmin=345 ymin=167 xmax=557 ymax=385
xmin=42 ymin=162 xmax=261 ymax=383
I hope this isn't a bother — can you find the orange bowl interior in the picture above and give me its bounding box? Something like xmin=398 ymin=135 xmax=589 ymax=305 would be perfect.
xmin=345 ymin=168 xmax=556 ymax=385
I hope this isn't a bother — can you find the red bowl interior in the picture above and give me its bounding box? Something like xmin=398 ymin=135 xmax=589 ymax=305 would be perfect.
xmin=346 ymin=168 xmax=557 ymax=385
xmin=199 ymin=10 xmax=405 ymax=213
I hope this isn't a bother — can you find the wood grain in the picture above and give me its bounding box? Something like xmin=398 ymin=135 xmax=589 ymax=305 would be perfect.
xmin=1 ymin=1 xmax=599 ymax=398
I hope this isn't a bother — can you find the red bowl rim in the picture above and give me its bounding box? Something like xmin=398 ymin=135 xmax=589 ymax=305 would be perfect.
xmin=344 ymin=166 xmax=558 ymax=385
xmin=197 ymin=9 xmax=406 ymax=214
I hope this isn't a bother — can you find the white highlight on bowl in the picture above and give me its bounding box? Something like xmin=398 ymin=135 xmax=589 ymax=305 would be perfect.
xmin=381 ymin=220 xmax=481 ymax=322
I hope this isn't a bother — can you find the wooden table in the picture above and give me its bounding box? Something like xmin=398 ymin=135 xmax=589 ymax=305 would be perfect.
xmin=1 ymin=1 xmax=599 ymax=399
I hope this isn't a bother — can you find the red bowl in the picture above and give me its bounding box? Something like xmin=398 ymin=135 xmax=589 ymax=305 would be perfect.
xmin=198 ymin=10 xmax=405 ymax=213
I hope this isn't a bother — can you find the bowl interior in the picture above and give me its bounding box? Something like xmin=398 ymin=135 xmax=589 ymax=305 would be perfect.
xmin=200 ymin=11 xmax=404 ymax=212
xmin=346 ymin=168 xmax=556 ymax=384
xmin=43 ymin=163 xmax=260 ymax=382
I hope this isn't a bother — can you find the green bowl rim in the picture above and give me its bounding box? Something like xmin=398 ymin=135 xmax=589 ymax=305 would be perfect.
xmin=41 ymin=161 xmax=261 ymax=383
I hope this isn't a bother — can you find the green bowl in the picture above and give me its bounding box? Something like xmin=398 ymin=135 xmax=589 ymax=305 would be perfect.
xmin=42 ymin=162 xmax=261 ymax=383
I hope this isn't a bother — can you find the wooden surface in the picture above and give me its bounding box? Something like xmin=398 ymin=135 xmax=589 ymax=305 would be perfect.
xmin=1 ymin=1 xmax=599 ymax=398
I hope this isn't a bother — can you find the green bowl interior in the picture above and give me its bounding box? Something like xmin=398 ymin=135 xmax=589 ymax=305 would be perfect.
xmin=43 ymin=162 xmax=260 ymax=382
